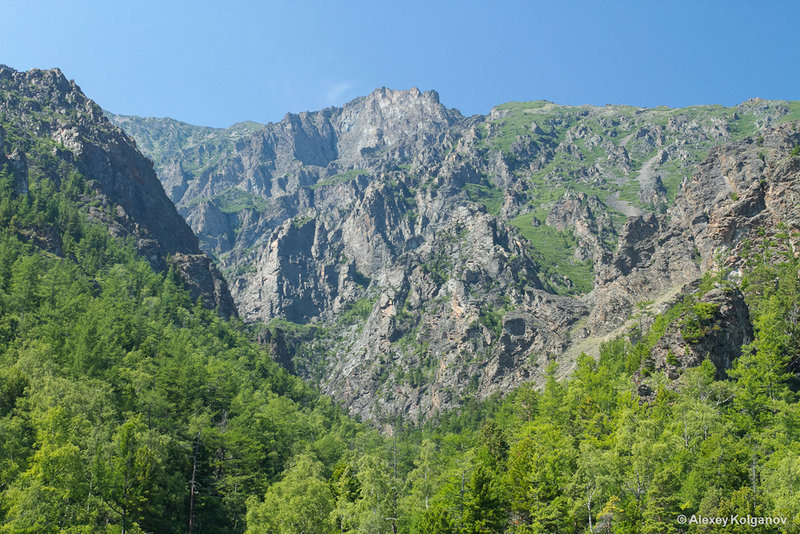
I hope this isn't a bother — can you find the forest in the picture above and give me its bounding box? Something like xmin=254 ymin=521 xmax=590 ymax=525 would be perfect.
xmin=1 ymin=98 xmax=799 ymax=533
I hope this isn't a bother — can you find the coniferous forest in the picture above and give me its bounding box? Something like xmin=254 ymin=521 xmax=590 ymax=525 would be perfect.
xmin=1 ymin=66 xmax=800 ymax=533
xmin=2 ymin=165 xmax=799 ymax=533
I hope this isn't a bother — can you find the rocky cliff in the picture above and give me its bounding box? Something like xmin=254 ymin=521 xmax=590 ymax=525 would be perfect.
xmin=0 ymin=65 xmax=235 ymax=316
xmin=110 ymin=92 xmax=800 ymax=420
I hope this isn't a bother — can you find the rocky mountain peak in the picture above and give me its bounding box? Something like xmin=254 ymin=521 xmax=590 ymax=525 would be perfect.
xmin=363 ymin=86 xmax=443 ymax=109
xmin=332 ymin=86 xmax=457 ymax=165
xmin=1 ymin=65 xmax=72 ymax=94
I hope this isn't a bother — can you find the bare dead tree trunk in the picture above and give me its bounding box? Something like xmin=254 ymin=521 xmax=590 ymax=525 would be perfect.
xmin=189 ymin=432 xmax=201 ymax=534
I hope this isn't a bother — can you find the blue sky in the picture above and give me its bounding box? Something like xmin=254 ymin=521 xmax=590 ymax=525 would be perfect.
xmin=2 ymin=1 xmax=798 ymax=128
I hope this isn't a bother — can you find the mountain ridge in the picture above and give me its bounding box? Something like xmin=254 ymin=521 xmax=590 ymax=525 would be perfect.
xmin=0 ymin=65 xmax=236 ymax=316
xmin=108 ymin=88 xmax=800 ymax=420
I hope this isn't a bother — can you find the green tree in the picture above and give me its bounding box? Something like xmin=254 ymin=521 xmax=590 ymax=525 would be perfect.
xmin=97 ymin=417 xmax=173 ymax=533
xmin=246 ymin=452 xmax=336 ymax=534
xmin=505 ymin=422 xmax=574 ymax=532
xmin=462 ymin=465 xmax=506 ymax=534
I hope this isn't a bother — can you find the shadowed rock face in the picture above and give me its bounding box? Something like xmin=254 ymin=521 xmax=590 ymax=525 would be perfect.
xmin=656 ymin=287 xmax=753 ymax=378
xmin=111 ymin=90 xmax=800 ymax=421
xmin=0 ymin=65 xmax=235 ymax=316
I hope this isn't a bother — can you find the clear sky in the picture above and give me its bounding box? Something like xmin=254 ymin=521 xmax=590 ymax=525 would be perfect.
xmin=2 ymin=0 xmax=798 ymax=128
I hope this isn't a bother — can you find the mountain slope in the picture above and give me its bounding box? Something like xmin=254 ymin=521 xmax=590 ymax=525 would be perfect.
xmin=0 ymin=65 xmax=392 ymax=533
xmin=2 ymin=65 xmax=800 ymax=533
xmin=110 ymin=92 xmax=800 ymax=420
xmin=0 ymin=65 xmax=235 ymax=315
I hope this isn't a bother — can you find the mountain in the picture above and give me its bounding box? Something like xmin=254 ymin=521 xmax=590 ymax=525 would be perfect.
xmin=0 ymin=65 xmax=236 ymax=316
xmin=0 ymin=65 xmax=381 ymax=532
xmin=3 ymin=65 xmax=800 ymax=533
xmin=109 ymin=92 xmax=800 ymax=420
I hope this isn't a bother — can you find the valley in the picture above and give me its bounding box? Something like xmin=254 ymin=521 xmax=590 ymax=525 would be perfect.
xmin=1 ymin=64 xmax=799 ymax=533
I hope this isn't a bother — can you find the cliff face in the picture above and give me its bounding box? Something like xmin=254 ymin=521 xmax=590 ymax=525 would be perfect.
xmin=0 ymin=65 xmax=235 ymax=316
xmin=111 ymin=92 xmax=800 ymax=421
xmin=678 ymin=122 xmax=800 ymax=270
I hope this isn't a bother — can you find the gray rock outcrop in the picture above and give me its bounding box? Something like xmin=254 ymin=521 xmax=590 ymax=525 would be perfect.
xmin=110 ymin=93 xmax=800 ymax=420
